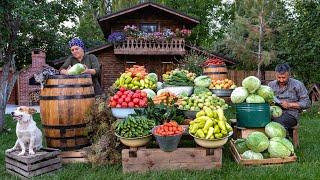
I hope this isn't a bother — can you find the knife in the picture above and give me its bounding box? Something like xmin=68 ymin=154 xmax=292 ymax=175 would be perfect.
xmin=273 ymin=96 xmax=281 ymax=105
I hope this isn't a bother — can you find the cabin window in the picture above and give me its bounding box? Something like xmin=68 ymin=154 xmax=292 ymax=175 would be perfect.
xmin=140 ymin=23 xmax=158 ymax=33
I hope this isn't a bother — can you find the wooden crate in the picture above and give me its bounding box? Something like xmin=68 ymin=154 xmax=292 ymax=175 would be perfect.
xmin=230 ymin=140 xmax=297 ymax=166
xmin=5 ymin=147 xmax=62 ymax=179
xmin=234 ymin=126 xmax=265 ymax=139
xmin=59 ymin=149 xmax=88 ymax=164
xmin=122 ymin=147 xmax=222 ymax=173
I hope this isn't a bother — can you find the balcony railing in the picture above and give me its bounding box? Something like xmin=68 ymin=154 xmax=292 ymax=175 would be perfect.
xmin=114 ymin=38 xmax=186 ymax=55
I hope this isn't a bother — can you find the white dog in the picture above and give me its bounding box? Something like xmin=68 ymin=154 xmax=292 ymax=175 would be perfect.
xmin=6 ymin=106 xmax=43 ymax=156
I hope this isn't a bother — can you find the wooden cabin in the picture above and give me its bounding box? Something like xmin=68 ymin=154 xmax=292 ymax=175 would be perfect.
xmin=52 ymin=2 xmax=235 ymax=92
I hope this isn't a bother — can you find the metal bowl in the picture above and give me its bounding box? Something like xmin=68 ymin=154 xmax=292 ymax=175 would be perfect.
xmin=189 ymin=131 xmax=233 ymax=148
xmin=163 ymin=86 xmax=193 ymax=96
xmin=210 ymin=89 xmax=234 ymax=97
xmin=115 ymin=133 xmax=152 ymax=147
xmin=111 ymin=108 xmax=144 ymax=119
xmin=183 ymin=110 xmax=200 ymax=119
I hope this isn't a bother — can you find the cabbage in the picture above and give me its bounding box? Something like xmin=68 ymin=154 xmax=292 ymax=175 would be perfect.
xmin=157 ymin=82 xmax=163 ymax=91
xmin=142 ymin=89 xmax=156 ymax=99
xmin=148 ymin=73 xmax=158 ymax=82
xmin=194 ymin=76 xmax=212 ymax=88
xmin=67 ymin=63 xmax=86 ymax=75
xmin=235 ymin=139 xmax=249 ymax=154
xmin=270 ymin=106 xmax=283 ymax=118
xmin=257 ymin=85 xmax=274 ymax=102
xmin=193 ymin=87 xmax=211 ymax=95
xmin=268 ymin=137 xmax=294 ymax=158
xmin=242 ymin=150 xmax=264 ymax=160
xmin=246 ymin=132 xmax=269 ymax=153
xmin=261 ymin=151 xmax=270 ymax=159
xmin=231 ymin=87 xmax=249 ymax=103
xmin=242 ymin=76 xmax=261 ymax=94
xmin=265 ymin=122 xmax=286 ymax=138
xmin=246 ymin=94 xmax=265 ymax=103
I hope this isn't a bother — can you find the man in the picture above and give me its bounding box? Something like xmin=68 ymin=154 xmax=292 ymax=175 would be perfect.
xmin=268 ymin=63 xmax=311 ymax=129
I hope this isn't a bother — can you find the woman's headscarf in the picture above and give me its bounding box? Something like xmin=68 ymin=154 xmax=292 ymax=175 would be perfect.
xmin=68 ymin=37 xmax=85 ymax=51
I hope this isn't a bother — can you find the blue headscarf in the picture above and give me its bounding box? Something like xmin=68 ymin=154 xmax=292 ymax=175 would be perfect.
xmin=68 ymin=37 xmax=86 ymax=51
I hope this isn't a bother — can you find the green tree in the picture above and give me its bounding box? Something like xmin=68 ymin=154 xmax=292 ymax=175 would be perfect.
xmin=0 ymin=0 xmax=80 ymax=132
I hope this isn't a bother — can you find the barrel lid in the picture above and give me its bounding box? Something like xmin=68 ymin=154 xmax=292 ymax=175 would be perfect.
xmin=48 ymin=74 xmax=92 ymax=79
xmin=204 ymin=64 xmax=226 ymax=68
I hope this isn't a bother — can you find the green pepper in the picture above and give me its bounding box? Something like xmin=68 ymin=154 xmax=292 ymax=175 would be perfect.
xmin=203 ymin=119 xmax=214 ymax=132
xmin=206 ymin=127 xmax=214 ymax=139
xmin=218 ymin=121 xmax=226 ymax=131
xmin=196 ymin=129 xmax=205 ymax=138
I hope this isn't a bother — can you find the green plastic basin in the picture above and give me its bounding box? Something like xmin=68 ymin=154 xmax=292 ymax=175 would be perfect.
xmin=235 ymin=103 xmax=270 ymax=128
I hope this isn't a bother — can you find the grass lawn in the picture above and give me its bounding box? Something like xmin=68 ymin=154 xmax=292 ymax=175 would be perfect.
xmin=1 ymin=111 xmax=320 ymax=180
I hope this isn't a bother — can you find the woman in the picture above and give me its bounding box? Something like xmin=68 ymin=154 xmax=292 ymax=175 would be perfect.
xmin=60 ymin=37 xmax=103 ymax=95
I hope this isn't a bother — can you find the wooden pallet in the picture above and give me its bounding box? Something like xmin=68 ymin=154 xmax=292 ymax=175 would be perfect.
xmin=5 ymin=147 xmax=62 ymax=179
xmin=59 ymin=149 xmax=89 ymax=164
xmin=230 ymin=140 xmax=297 ymax=166
xmin=122 ymin=147 xmax=222 ymax=173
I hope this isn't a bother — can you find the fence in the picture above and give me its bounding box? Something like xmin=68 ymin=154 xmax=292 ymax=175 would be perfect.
xmin=228 ymin=70 xmax=276 ymax=86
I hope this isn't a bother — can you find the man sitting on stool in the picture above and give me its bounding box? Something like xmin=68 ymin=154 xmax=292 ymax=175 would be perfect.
xmin=268 ymin=63 xmax=311 ymax=129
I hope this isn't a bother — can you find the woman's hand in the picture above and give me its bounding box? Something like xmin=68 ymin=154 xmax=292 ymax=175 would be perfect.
xmin=60 ymin=66 xmax=71 ymax=75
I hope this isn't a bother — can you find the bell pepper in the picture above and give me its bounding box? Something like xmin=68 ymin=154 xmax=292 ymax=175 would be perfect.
xmin=196 ymin=129 xmax=205 ymax=138
xmin=196 ymin=111 xmax=206 ymax=118
xmin=205 ymin=127 xmax=214 ymax=139
xmin=218 ymin=120 xmax=226 ymax=131
xmin=214 ymin=125 xmax=220 ymax=134
xmin=203 ymin=119 xmax=214 ymax=132
xmin=216 ymin=108 xmax=225 ymax=122
xmin=204 ymin=107 xmax=214 ymax=118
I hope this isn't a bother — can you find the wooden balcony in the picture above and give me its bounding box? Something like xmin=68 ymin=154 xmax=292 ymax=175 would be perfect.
xmin=114 ymin=38 xmax=186 ymax=55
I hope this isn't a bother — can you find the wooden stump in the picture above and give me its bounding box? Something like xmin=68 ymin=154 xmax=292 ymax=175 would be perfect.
xmin=122 ymin=147 xmax=222 ymax=173
xmin=5 ymin=148 xmax=62 ymax=179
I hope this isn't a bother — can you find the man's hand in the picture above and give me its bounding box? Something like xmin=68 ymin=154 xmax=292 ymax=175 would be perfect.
xmin=280 ymin=100 xmax=290 ymax=109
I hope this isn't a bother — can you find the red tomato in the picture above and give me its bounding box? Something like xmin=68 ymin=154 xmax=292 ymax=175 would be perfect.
xmin=143 ymin=97 xmax=148 ymax=102
xmin=139 ymin=100 xmax=146 ymax=107
xmin=113 ymin=95 xmax=119 ymax=101
xmin=116 ymin=104 xmax=121 ymax=108
xmin=120 ymin=87 xmax=126 ymax=92
xmin=123 ymin=91 xmax=129 ymax=95
xmin=125 ymin=97 xmax=131 ymax=103
xmin=132 ymin=93 xmax=138 ymax=98
xmin=133 ymin=98 xmax=140 ymax=104
xmin=110 ymin=101 xmax=117 ymax=107
xmin=122 ymin=102 xmax=128 ymax=108
xmin=118 ymin=98 xmax=124 ymax=104
xmin=116 ymin=91 xmax=123 ymax=96
xmin=136 ymin=90 xmax=141 ymax=93
xmin=141 ymin=92 xmax=147 ymax=98
xmin=121 ymin=95 xmax=127 ymax=99
xmin=128 ymin=102 xmax=134 ymax=108
xmin=134 ymin=104 xmax=139 ymax=107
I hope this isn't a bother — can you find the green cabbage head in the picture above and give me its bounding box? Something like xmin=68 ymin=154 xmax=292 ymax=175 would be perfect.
xmin=246 ymin=94 xmax=265 ymax=103
xmin=194 ymin=76 xmax=212 ymax=88
xmin=265 ymin=122 xmax=286 ymax=138
xmin=242 ymin=150 xmax=264 ymax=160
xmin=242 ymin=76 xmax=261 ymax=94
xmin=235 ymin=139 xmax=249 ymax=154
xmin=270 ymin=106 xmax=283 ymax=118
xmin=68 ymin=63 xmax=86 ymax=75
xmin=268 ymin=137 xmax=294 ymax=158
xmin=257 ymin=85 xmax=274 ymax=102
xmin=246 ymin=132 xmax=269 ymax=152
xmin=231 ymin=87 xmax=249 ymax=104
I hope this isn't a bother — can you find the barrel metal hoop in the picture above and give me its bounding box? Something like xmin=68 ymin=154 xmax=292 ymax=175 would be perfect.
xmin=48 ymin=74 xmax=91 ymax=79
xmin=40 ymin=94 xmax=95 ymax=100
xmin=57 ymin=144 xmax=91 ymax=151
xmin=44 ymin=84 xmax=93 ymax=88
xmin=45 ymin=135 xmax=88 ymax=140
xmin=203 ymin=72 xmax=227 ymax=75
xmin=43 ymin=123 xmax=87 ymax=129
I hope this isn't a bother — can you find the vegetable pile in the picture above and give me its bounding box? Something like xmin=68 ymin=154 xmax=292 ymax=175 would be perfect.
xmin=113 ymin=66 xmax=157 ymax=90
xmin=115 ymin=115 xmax=155 ymax=138
xmin=162 ymin=69 xmax=196 ymax=86
xmin=189 ymin=107 xmax=233 ymax=139
xmin=153 ymin=92 xmax=177 ymax=105
xmin=154 ymin=121 xmax=183 ymax=136
xmin=202 ymin=58 xmax=225 ymax=67
xmin=176 ymin=92 xmax=228 ymax=111
xmin=235 ymin=122 xmax=294 ymax=160
xmin=209 ymin=79 xmax=237 ymax=90
xmin=108 ymin=88 xmax=148 ymax=108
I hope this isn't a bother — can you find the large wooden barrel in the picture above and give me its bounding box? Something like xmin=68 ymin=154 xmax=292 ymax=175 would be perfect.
xmin=39 ymin=74 xmax=95 ymax=151
xmin=203 ymin=65 xmax=228 ymax=81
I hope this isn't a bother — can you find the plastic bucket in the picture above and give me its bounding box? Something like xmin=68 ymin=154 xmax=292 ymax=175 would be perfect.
xmin=152 ymin=127 xmax=182 ymax=152
xmin=235 ymin=103 xmax=270 ymax=128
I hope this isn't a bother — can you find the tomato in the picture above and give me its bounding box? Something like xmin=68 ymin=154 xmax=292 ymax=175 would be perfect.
xmin=116 ymin=91 xmax=123 ymax=96
xmin=122 ymin=102 xmax=128 ymax=108
xmin=116 ymin=104 xmax=121 ymax=108
xmin=141 ymin=92 xmax=147 ymax=98
xmin=143 ymin=97 xmax=148 ymax=102
xmin=139 ymin=100 xmax=146 ymax=107
xmin=119 ymin=87 xmax=126 ymax=92
xmin=125 ymin=97 xmax=131 ymax=103
xmin=121 ymin=95 xmax=126 ymax=99
xmin=118 ymin=98 xmax=124 ymax=104
xmin=132 ymin=93 xmax=138 ymax=98
xmin=113 ymin=95 xmax=119 ymax=101
xmin=123 ymin=91 xmax=129 ymax=95
xmin=136 ymin=90 xmax=141 ymax=93
xmin=134 ymin=104 xmax=139 ymax=108
xmin=110 ymin=101 xmax=117 ymax=107
xmin=128 ymin=102 xmax=134 ymax=108
xmin=133 ymin=98 xmax=140 ymax=104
